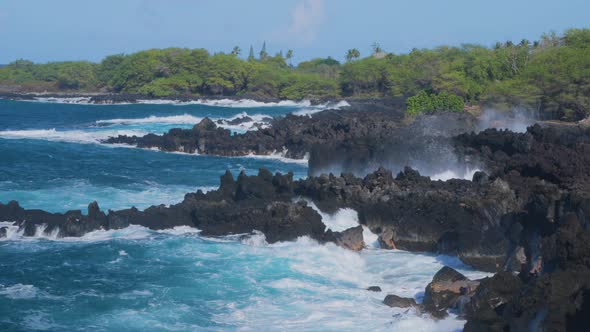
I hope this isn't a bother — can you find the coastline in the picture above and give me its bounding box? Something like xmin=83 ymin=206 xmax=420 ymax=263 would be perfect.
xmin=2 ymin=90 xmax=590 ymax=329
xmin=0 ymin=91 xmax=341 ymax=106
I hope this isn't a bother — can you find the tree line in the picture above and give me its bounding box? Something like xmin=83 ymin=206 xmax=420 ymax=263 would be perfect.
xmin=1 ymin=29 xmax=589 ymax=119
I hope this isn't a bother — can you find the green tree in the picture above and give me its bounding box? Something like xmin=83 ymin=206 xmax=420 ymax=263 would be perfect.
xmin=259 ymin=42 xmax=268 ymax=60
xmin=56 ymin=62 xmax=97 ymax=90
xmin=231 ymin=46 xmax=241 ymax=56
xmin=286 ymin=50 xmax=294 ymax=66
xmin=248 ymin=45 xmax=255 ymax=61
xmin=345 ymin=48 xmax=360 ymax=62
xmin=406 ymin=91 xmax=464 ymax=115
xmin=97 ymin=54 xmax=126 ymax=86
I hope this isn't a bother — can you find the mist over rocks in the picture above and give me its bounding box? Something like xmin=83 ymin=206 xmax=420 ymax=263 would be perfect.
xmin=103 ymin=100 xmax=538 ymax=180
xmin=103 ymin=100 xmax=490 ymax=180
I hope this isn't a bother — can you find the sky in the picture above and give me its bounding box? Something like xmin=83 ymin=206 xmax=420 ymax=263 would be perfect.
xmin=1 ymin=0 xmax=589 ymax=64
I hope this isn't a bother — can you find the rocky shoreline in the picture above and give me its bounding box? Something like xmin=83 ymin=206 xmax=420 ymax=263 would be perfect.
xmin=0 ymin=91 xmax=338 ymax=105
xmin=1 ymin=99 xmax=589 ymax=330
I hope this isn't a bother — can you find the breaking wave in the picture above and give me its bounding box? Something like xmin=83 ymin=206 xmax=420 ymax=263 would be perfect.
xmin=96 ymin=112 xmax=273 ymax=132
xmin=430 ymin=168 xmax=481 ymax=181
xmin=241 ymin=148 xmax=309 ymax=165
xmin=0 ymin=128 xmax=148 ymax=144
xmin=0 ymin=221 xmax=489 ymax=331
xmin=30 ymin=96 xmax=350 ymax=111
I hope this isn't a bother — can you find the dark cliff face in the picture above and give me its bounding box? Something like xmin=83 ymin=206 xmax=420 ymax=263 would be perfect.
xmin=307 ymin=111 xmax=479 ymax=177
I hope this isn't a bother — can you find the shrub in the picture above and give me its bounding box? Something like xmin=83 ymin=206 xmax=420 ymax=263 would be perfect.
xmin=406 ymin=91 xmax=464 ymax=115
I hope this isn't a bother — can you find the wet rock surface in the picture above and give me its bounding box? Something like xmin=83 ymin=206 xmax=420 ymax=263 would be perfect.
xmin=322 ymin=225 xmax=365 ymax=251
xmin=103 ymin=99 xmax=407 ymax=159
xmin=0 ymin=170 xmax=325 ymax=244
xmin=3 ymin=102 xmax=590 ymax=330
xmin=383 ymin=294 xmax=419 ymax=309
xmin=422 ymin=267 xmax=480 ymax=318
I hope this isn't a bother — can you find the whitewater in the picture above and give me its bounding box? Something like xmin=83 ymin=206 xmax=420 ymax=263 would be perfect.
xmin=0 ymin=98 xmax=486 ymax=331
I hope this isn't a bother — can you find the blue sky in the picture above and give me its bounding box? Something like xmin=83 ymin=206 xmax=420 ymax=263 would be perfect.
xmin=1 ymin=0 xmax=588 ymax=64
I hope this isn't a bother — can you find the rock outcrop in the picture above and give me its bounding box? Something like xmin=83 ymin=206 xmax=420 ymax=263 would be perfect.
xmin=422 ymin=267 xmax=480 ymax=318
xmin=383 ymin=294 xmax=419 ymax=309
xmin=367 ymin=286 xmax=382 ymax=292
xmin=4 ymin=104 xmax=590 ymax=330
xmin=322 ymin=225 xmax=365 ymax=251
xmin=0 ymin=170 xmax=324 ymax=244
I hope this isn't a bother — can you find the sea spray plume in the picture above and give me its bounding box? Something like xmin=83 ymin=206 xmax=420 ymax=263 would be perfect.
xmin=308 ymin=111 xmax=483 ymax=180
xmin=477 ymin=108 xmax=539 ymax=133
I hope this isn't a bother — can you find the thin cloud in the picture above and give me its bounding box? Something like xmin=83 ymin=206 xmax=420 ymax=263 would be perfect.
xmin=286 ymin=0 xmax=325 ymax=44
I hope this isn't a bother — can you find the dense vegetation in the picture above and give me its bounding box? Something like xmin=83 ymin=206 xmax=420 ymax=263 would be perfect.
xmin=1 ymin=29 xmax=589 ymax=119
xmin=406 ymin=91 xmax=464 ymax=115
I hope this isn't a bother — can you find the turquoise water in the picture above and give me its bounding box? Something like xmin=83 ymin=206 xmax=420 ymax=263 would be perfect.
xmin=0 ymin=99 xmax=484 ymax=331
xmin=0 ymin=99 xmax=307 ymax=212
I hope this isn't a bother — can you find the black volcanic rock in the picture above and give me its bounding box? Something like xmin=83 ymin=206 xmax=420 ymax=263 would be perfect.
xmin=463 ymin=272 xmax=523 ymax=331
xmin=225 ymin=116 xmax=253 ymax=126
xmin=0 ymin=170 xmax=324 ymax=244
xmin=296 ymin=167 xmax=521 ymax=272
xmin=5 ymin=116 xmax=590 ymax=330
xmin=383 ymin=294 xmax=418 ymax=309
xmin=103 ymin=100 xmax=415 ymax=161
xmin=422 ymin=267 xmax=480 ymax=318
xmin=322 ymin=225 xmax=365 ymax=251
xmin=308 ymin=111 xmax=479 ymax=176
xmin=455 ymin=123 xmax=590 ymax=189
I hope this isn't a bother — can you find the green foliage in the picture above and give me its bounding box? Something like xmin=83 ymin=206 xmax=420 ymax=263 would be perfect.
xmin=345 ymin=49 xmax=360 ymax=62
xmin=563 ymin=29 xmax=590 ymax=48
xmin=340 ymin=57 xmax=388 ymax=96
xmin=1 ymin=28 xmax=589 ymax=119
xmin=280 ymin=74 xmax=339 ymax=100
xmin=56 ymin=62 xmax=97 ymax=89
xmin=297 ymin=57 xmax=340 ymax=80
xmin=259 ymin=42 xmax=268 ymax=61
xmin=406 ymin=91 xmax=465 ymax=115
xmin=248 ymin=46 xmax=255 ymax=61
xmin=139 ymin=74 xmax=203 ymax=97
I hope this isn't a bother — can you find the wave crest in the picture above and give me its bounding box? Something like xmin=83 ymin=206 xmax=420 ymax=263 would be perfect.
xmin=0 ymin=128 xmax=148 ymax=144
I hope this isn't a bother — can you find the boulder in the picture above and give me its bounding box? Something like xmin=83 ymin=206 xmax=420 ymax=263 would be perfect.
xmin=463 ymin=272 xmax=522 ymax=331
xmin=367 ymin=286 xmax=382 ymax=292
xmin=323 ymin=225 xmax=365 ymax=251
xmin=383 ymin=294 xmax=418 ymax=309
xmin=377 ymin=228 xmax=396 ymax=249
xmin=422 ymin=266 xmax=480 ymax=318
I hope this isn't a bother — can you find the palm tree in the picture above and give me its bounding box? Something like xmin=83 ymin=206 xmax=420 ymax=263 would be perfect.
xmin=286 ymin=49 xmax=293 ymax=66
xmin=346 ymin=48 xmax=360 ymax=62
xmin=231 ymin=46 xmax=241 ymax=56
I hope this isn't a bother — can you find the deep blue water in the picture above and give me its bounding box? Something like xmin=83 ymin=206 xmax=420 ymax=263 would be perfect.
xmin=0 ymin=99 xmax=484 ymax=331
xmin=0 ymin=99 xmax=307 ymax=212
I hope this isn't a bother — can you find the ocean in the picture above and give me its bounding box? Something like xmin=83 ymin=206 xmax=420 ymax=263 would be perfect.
xmin=0 ymin=98 xmax=487 ymax=331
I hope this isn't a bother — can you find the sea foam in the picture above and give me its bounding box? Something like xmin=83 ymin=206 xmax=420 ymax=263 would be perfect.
xmin=0 ymin=128 xmax=148 ymax=144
